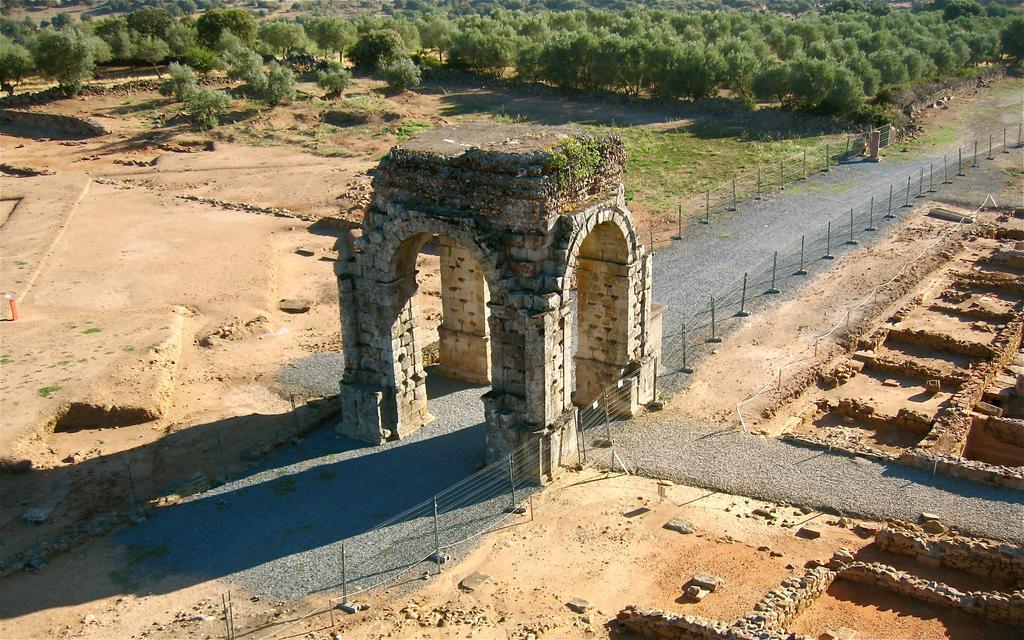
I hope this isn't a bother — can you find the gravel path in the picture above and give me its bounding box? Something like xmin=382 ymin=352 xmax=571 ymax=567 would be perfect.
xmin=604 ymin=416 xmax=1024 ymax=544
xmin=118 ymin=372 xmax=529 ymax=599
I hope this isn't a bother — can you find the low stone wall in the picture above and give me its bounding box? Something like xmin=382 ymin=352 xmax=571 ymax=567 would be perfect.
xmin=839 ymin=561 xmax=1024 ymax=626
xmin=0 ymin=76 xmax=232 ymax=109
xmin=615 ymin=607 xmax=810 ymax=640
xmin=735 ymin=566 xmax=836 ymax=632
xmin=898 ymin=449 xmax=1024 ymax=490
xmin=876 ymin=526 xmax=1024 ymax=585
xmin=920 ymin=319 xmax=1023 ymax=456
xmin=982 ymin=416 xmax=1024 ymax=449
xmin=0 ymin=109 xmax=108 ymax=138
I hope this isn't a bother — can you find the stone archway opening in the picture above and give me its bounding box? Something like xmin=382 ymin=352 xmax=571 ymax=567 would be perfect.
xmin=572 ymin=220 xmax=632 ymax=409
xmin=376 ymin=231 xmax=496 ymax=441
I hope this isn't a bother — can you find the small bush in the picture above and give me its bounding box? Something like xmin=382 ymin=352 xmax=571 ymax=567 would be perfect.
xmin=184 ymin=87 xmax=231 ymax=129
xmin=159 ymin=62 xmax=197 ymax=101
xmin=378 ymin=56 xmax=420 ymax=92
xmin=316 ymin=62 xmax=351 ymax=98
xmin=184 ymin=47 xmax=222 ymax=75
xmin=262 ymin=62 xmax=296 ymax=105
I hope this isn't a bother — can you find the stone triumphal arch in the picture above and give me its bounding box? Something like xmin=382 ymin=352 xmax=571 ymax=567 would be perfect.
xmin=336 ymin=123 xmax=660 ymax=473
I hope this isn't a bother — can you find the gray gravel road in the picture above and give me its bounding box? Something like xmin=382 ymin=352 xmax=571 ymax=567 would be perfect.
xmin=606 ymin=416 xmax=1024 ymax=544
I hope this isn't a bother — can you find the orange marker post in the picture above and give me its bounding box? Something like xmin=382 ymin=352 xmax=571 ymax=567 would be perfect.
xmin=4 ymin=294 xmax=17 ymax=321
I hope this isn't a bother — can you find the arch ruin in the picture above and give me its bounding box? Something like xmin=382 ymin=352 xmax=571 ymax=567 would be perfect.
xmin=335 ymin=123 xmax=660 ymax=475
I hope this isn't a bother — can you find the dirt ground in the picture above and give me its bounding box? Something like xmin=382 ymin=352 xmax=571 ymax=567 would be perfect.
xmin=4 ymin=468 xmax=1015 ymax=640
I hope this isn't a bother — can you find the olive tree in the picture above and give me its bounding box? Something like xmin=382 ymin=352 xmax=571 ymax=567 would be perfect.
xmin=33 ymin=27 xmax=110 ymax=95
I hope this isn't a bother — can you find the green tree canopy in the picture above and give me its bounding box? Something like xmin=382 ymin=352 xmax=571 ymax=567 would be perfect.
xmin=196 ymin=9 xmax=256 ymax=49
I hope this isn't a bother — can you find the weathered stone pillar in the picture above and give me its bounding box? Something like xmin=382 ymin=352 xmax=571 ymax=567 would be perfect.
xmin=437 ymin=236 xmax=491 ymax=384
xmin=868 ymin=129 xmax=881 ymax=162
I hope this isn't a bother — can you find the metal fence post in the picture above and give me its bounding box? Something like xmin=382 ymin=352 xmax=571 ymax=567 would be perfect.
xmin=602 ymin=391 xmax=612 ymax=444
xmin=673 ymin=204 xmax=682 ymax=240
xmin=507 ymin=455 xmax=517 ymax=509
xmin=824 ymin=144 xmax=829 ymax=172
xmin=1003 ymin=127 xmax=1009 ymax=154
xmin=703 ymin=190 xmax=710 ymax=224
xmin=222 ymin=593 xmax=231 ymax=640
xmin=942 ymin=154 xmax=950 ymax=184
xmin=684 ymin=321 xmax=692 ymax=372
xmin=971 ymin=140 xmax=978 ymax=168
xmin=846 ymin=207 xmax=857 ymax=245
xmin=802 ymin=149 xmax=807 ymax=178
xmin=902 ymin=175 xmax=911 ymax=208
xmin=730 ymin=176 xmax=737 ymax=211
xmin=341 ymin=539 xmax=348 ymax=604
xmin=957 ymin=148 xmax=965 ymax=176
xmin=432 ymin=496 xmax=441 ymax=574
xmin=1018 ymin=123 xmax=1023 ymax=148
xmin=779 ymin=160 xmax=784 ymax=189
xmin=708 ymin=295 xmax=722 ymax=343
xmin=756 ymin=167 xmax=762 ymax=199
xmin=796 ymin=235 xmax=807 ymax=275
xmin=824 ymin=221 xmax=834 ymax=259
xmin=885 ymin=184 xmax=894 ymax=219
xmin=737 ymin=273 xmax=750 ymax=316
xmin=915 ymin=168 xmax=924 ymax=198
xmin=927 ymin=163 xmax=935 ymax=193
xmin=987 ymin=133 xmax=994 ymax=160
xmin=767 ymin=252 xmax=780 ymax=293
xmin=867 ymin=196 xmax=877 ymax=231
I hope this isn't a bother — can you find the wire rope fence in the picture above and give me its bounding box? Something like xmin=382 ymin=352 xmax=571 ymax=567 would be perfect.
xmin=650 ymin=124 xmax=1022 ymax=399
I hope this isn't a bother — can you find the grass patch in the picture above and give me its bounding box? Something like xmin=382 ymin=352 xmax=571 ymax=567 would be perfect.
xmin=82 ymin=327 xmax=102 ymax=334
xmin=609 ymin=125 xmax=837 ymax=215
xmin=36 ymin=384 xmax=61 ymax=398
xmin=123 ymin=346 xmax=135 ymax=353
xmin=395 ymin=119 xmax=431 ymax=141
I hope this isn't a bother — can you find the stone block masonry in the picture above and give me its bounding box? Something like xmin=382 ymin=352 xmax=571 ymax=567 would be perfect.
xmin=336 ymin=123 xmax=660 ymax=476
xmin=876 ymin=526 xmax=1024 ymax=585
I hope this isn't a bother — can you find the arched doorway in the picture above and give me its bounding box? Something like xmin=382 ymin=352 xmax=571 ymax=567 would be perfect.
xmin=572 ymin=221 xmax=633 ymax=408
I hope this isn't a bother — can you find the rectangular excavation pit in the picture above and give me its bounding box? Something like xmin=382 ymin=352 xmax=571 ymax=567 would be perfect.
xmin=787 ymin=579 xmax=1021 ymax=640
xmin=890 ymin=307 xmax=1004 ymax=355
xmin=821 ymin=367 xmax=953 ymax=421
xmin=801 ymin=411 xmax=928 ymax=453
xmin=963 ymin=415 xmax=1024 ymax=467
